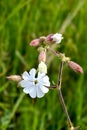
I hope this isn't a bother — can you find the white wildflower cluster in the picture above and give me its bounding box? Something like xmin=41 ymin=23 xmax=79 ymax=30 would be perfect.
xmin=20 ymin=32 xmax=63 ymax=98
xmin=8 ymin=32 xmax=63 ymax=98
xmin=7 ymin=31 xmax=83 ymax=129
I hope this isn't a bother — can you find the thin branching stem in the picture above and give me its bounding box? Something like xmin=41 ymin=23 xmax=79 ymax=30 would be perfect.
xmin=57 ymin=61 xmax=63 ymax=89
xmin=57 ymin=61 xmax=74 ymax=129
xmin=47 ymin=47 xmax=80 ymax=130
xmin=47 ymin=47 xmax=61 ymax=58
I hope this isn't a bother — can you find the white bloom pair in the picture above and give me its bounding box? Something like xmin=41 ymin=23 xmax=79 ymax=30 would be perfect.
xmin=20 ymin=68 xmax=50 ymax=98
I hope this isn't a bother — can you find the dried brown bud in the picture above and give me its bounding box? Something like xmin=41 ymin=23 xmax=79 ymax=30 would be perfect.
xmin=7 ymin=75 xmax=22 ymax=82
xmin=68 ymin=61 xmax=83 ymax=74
xmin=38 ymin=49 xmax=46 ymax=62
xmin=30 ymin=39 xmax=40 ymax=46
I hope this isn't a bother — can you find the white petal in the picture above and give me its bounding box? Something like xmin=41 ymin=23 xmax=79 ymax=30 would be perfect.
xmin=29 ymin=68 xmax=36 ymax=79
xmin=29 ymin=86 xmax=37 ymax=98
xmin=38 ymin=72 xmax=45 ymax=79
xmin=22 ymin=71 xmax=30 ymax=80
xmin=41 ymin=76 xmax=50 ymax=87
xmin=39 ymin=84 xmax=49 ymax=93
xmin=36 ymin=86 xmax=45 ymax=98
xmin=23 ymin=86 xmax=32 ymax=94
xmin=19 ymin=80 xmax=33 ymax=88
xmin=57 ymin=33 xmax=62 ymax=37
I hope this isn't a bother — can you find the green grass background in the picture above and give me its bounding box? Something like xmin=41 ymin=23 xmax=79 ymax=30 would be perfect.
xmin=0 ymin=0 xmax=87 ymax=130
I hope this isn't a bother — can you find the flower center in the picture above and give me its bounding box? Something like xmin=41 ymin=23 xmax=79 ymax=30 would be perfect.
xmin=34 ymin=80 xmax=38 ymax=84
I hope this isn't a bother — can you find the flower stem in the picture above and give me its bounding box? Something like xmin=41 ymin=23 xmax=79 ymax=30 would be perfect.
xmin=57 ymin=61 xmax=74 ymax=129
xmin=47 ymin=47 xmax=80 ymax=130
xmin=47 ymin=47 xmax=61 ymax=58
xmin=58 ymin=89 xmax=73 ymax=128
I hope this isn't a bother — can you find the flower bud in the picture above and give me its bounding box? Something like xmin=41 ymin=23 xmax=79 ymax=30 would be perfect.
xmin=7 ymin=75 xmax=22 ymax=82
xmin=30 ymin=39 xmax=40 ymax=46
xmin=38 ymin=62 xmax=47 ymax=74
xmin=51 ymin=33 xmax=63 ymax=44
xmin=46 ymin=33 xmax=63 ymax=44
xmin=46 ymin=34 xmax=53 ymax=43
xmin=38 ymin=49 xmax=46 ymax=62
xmin=68 ymin=61 xmax=83 ymax=74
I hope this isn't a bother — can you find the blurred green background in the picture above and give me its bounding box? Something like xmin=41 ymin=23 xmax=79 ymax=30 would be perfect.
xmin=0 ymin=0 xmax=87 ymax=130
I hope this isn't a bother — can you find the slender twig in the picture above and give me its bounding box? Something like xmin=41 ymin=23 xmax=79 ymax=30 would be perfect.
xmin=47 ymin=47 xmax=69 ymax=63
xmin=46 ymin=85 xmax=57 ymax=89
xmin=47 ymin=47 xmax=61 ymax=58
xmin=58 ymin=89 xmax=73 ymax=128
xmin=57 ymin=61 xmax=64 ymax=89
xmin=57 ymin=61 xmax=74 ymax=129
xmin=47 ymin=47 xmax=80 ymax=129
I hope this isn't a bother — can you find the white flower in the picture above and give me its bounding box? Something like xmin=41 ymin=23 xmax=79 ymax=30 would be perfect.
xmin=38 ymin=61 xmax=47 ymax=74
xmin=51 ymin=33 xmax=63 ymax=44
xmin=20 ymin=68 xmax=50 ymax=98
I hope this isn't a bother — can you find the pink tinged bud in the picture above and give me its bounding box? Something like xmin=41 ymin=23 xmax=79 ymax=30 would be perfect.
xmin=46 ymin=34 xmax=54 ymax=43
xmin=39 ymin=50 xmax=46 ymax=62
xmin=7 ymin=75 xmax=22 ymax=82
xmin=68 ymin=61 xmax=83 ymax=74
xmin=30 ymin=39 xmax=40 ymax=46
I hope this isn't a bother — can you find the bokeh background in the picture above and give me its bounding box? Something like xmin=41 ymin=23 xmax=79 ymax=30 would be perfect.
xmin=0 ymin=0 xmax=87 ymax=130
